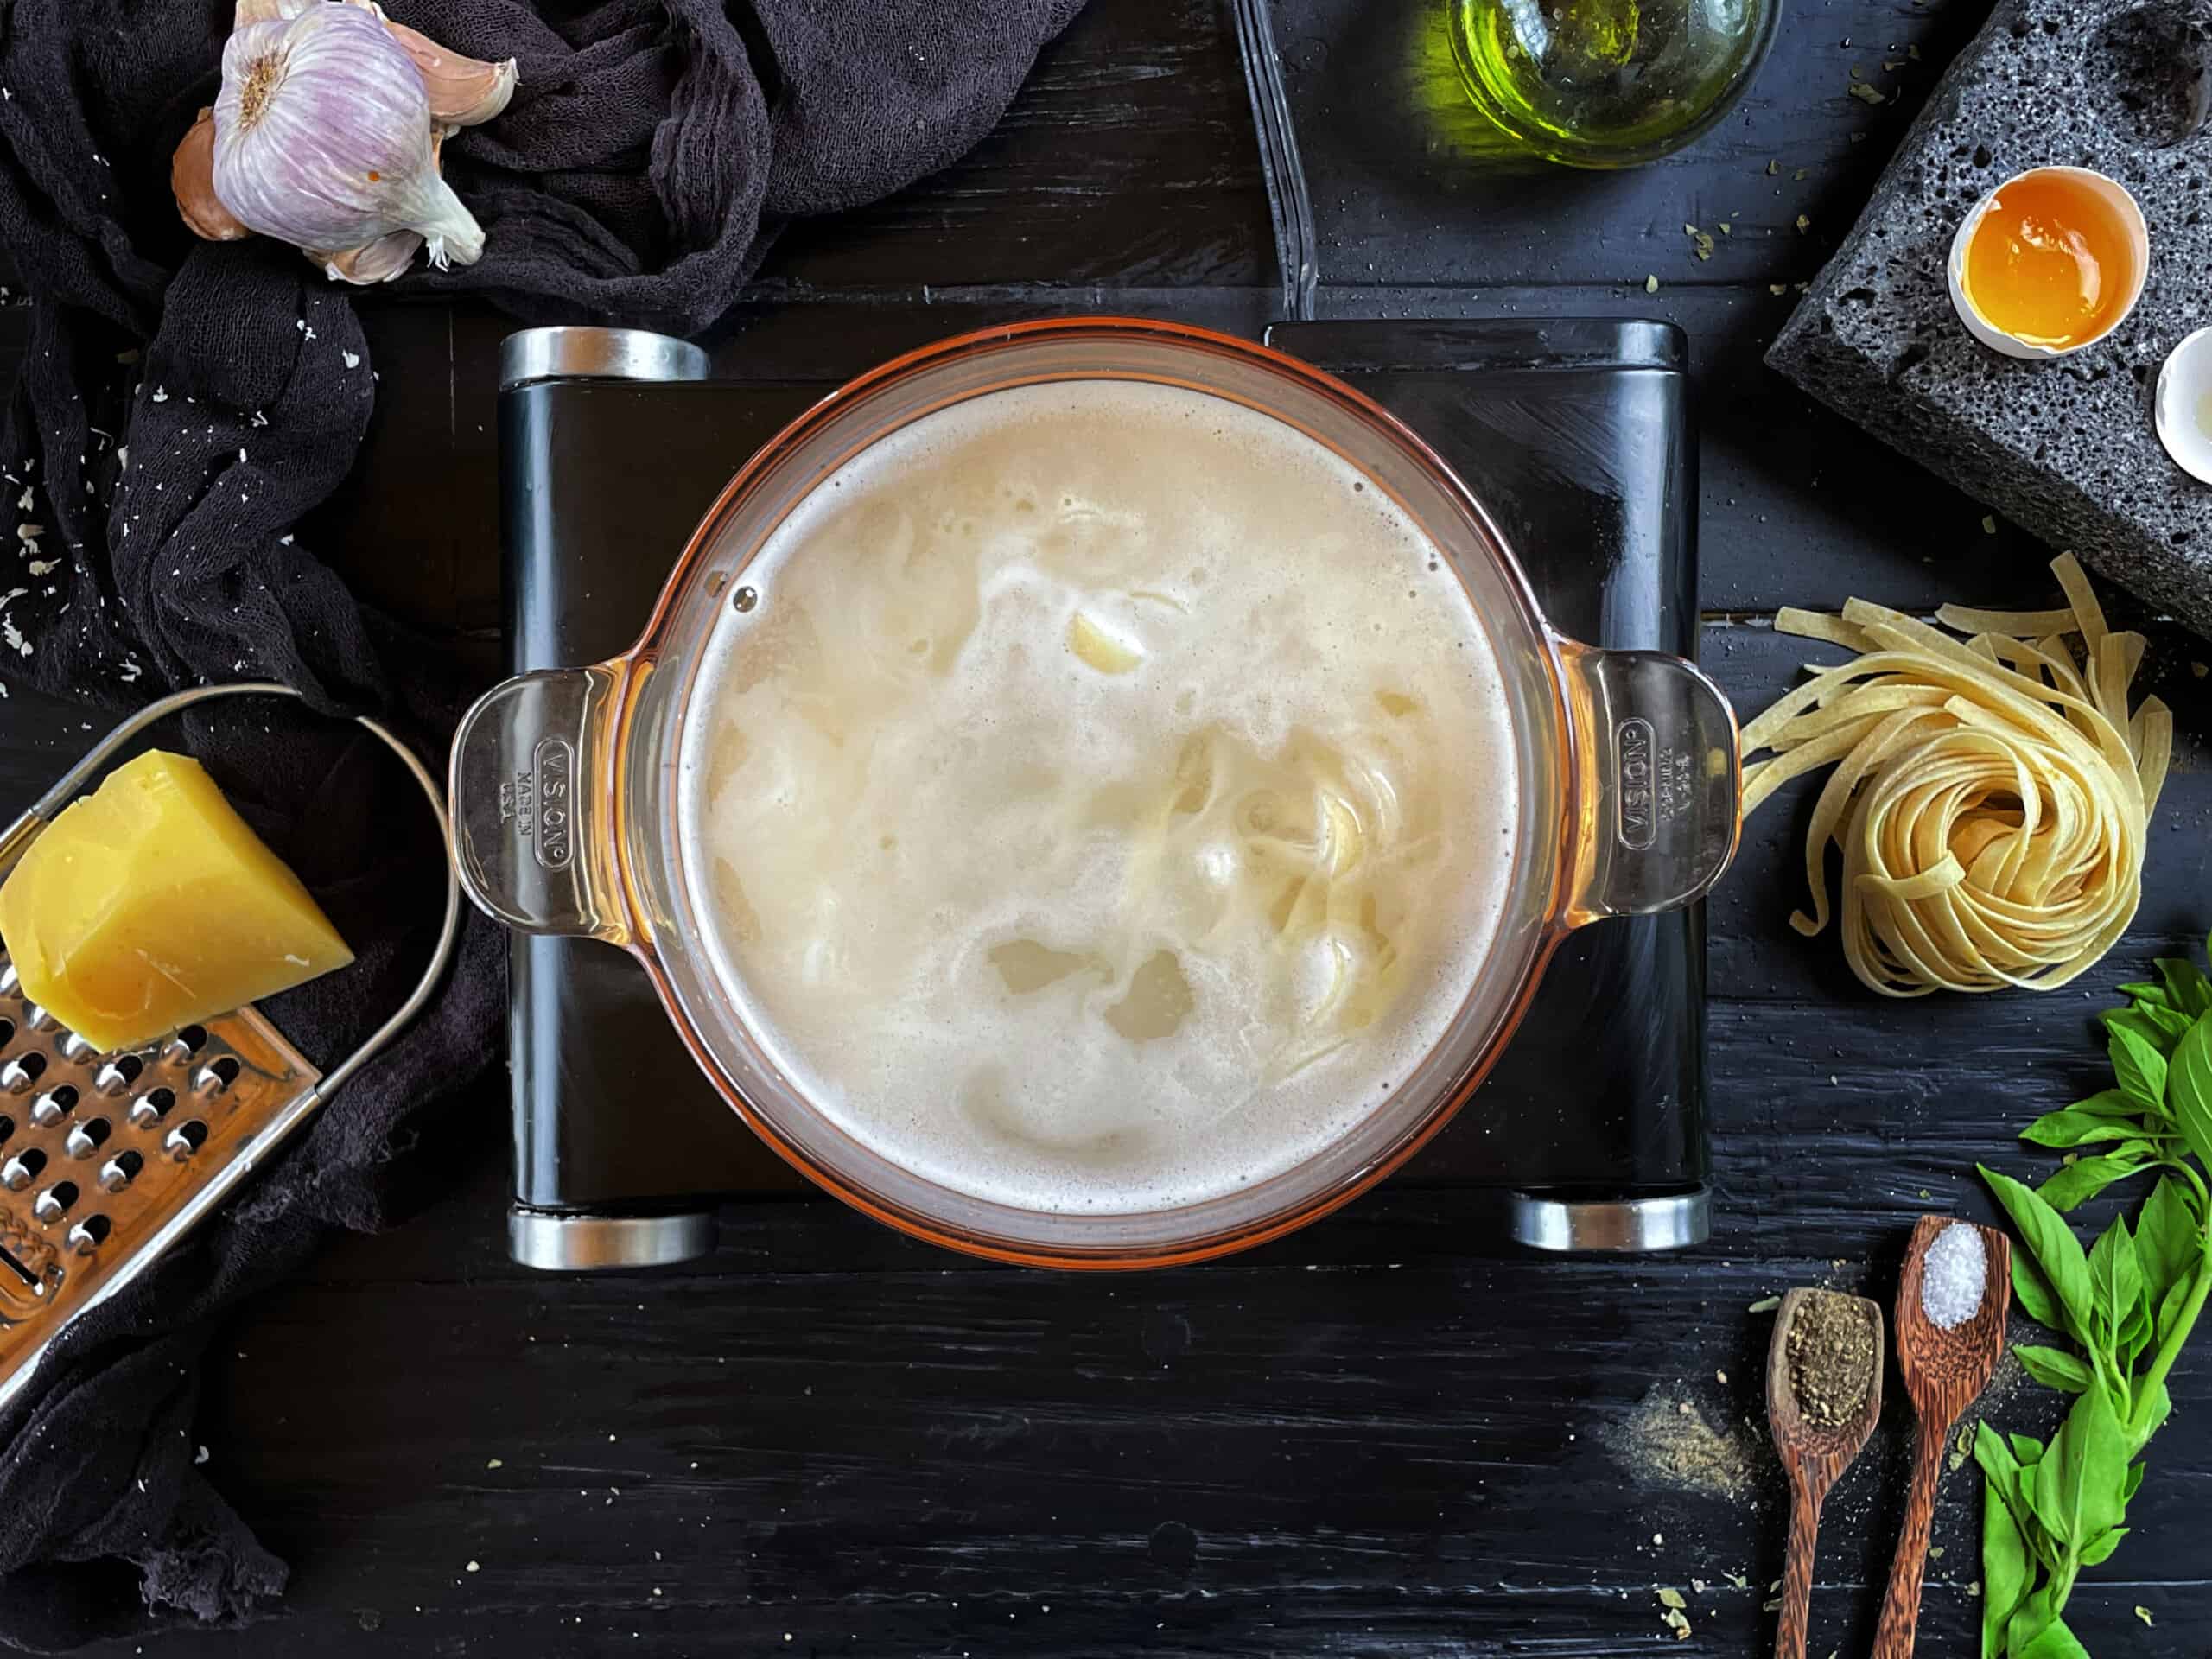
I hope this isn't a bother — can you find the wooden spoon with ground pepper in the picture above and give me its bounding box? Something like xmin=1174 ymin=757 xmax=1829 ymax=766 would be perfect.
xmin=1765 ymin=1288 xmax=1885 ymax=1659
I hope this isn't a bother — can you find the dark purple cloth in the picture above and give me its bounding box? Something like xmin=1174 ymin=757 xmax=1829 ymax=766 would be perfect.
xmin=0 ymin=0 xmax=1081 ymax=1644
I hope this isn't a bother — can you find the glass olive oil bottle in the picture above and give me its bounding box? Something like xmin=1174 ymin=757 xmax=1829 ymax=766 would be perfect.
xmin=1445 ymin=0 xmax=1779 ymax=168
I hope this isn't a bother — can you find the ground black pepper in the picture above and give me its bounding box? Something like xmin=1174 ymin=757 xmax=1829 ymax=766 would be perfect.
xmin=1786 ymin=1292 xmax=1878 ymax=1428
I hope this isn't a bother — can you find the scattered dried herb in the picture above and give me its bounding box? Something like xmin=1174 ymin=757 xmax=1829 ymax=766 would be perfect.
xmin=1785 ymin=1292 xmax=1878 ymax=1427
xmin=1849 ymin=82 xmax=1887 ymax=105
xmin=1604 ymin=1384 xmax=1763 ymax=1503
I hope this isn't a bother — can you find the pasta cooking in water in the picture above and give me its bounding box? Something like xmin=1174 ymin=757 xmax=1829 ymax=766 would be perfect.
xmin=1740 ymin=555 xmax=2171 ymax=997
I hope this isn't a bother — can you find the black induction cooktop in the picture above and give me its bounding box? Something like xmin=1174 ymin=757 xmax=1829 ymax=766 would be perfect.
xmin=495 ymin=317 xmax=1708 ymax=1268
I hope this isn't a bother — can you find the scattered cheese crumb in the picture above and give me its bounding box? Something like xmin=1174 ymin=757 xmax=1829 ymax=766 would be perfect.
xmin=1645 ymin=275 xmax=1660 ymax=293
xmin=486 ymin=1458 xmax=504 ymax=1470
xmin=343 ymin=350 xmax=361 ymax=369
xmin=465 ymin=1560 xmax=480 ymax=1573
xmin=150 ymin=387 xmax=167 ymax=403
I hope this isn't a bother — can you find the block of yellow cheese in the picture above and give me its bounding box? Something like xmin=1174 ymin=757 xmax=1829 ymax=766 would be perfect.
xmin=0 ymin=750 xmax=353 ymax=1052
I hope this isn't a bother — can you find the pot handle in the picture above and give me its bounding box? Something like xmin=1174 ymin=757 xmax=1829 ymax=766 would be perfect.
xmin=1554 ymin=636 xmax=1742 ymax=927
xmin=448 ymin=664 xmax=632 ymax=946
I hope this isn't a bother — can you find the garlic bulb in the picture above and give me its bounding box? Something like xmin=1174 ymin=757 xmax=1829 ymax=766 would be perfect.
xmin=212 ymin=2 xmax=484 ymax=270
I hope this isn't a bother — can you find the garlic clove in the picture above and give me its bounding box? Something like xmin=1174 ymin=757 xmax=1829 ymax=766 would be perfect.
xmin=172 ymin=108 xmax=253 ymax=242
xmin=384 ymin=21 xmax=518 ymax=130
xmin=307 ymin=230 xmax=424 ymax=285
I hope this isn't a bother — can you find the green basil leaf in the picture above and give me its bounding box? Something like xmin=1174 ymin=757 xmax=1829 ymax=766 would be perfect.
xmin=2040 ymin=1387 xmax=2131 ymax=1549
xmin=2010 ymin=1251 xmax=2065 ymax=1332
xmin=2019 ymin=1109 xmax=2142 ymax=1149
xmin=2007 ymin=1585 xmax=2064 ymax=1656
xmin=2119 ymin=980 xmax=2171 ymax=1008
xmin=2136 ymin=1380 xmax=2173 ymax=1442
xmin=2140 ymin=1002 xmax=2196 ymax=1042
xmin=1982 ymin=1457 xmax=2033 ymax=1659
xmin=2036 ymin=1149 xmax=2150 ymax=1213
xmin=2106 ymin=1007 xmax=2184 ymax=1060
xmin=2076 ymin=1524 xmax=2129 ymax=1567
xmin=1984 ymin=1166 xmax=2095 ymax=1342
xmin=2088 ymin=1214 xmax=2144 ymax=1342
xmin=2119 ymin=1295 xmax=2154 ymax=1366
xmin=2110 ymin=1022 xmax=2170 ymax=1107
xmin=2123 ymin=1460 xmax=2145 ymax=1501
xmin=2133 ymin=1174 xmax=2203 ymax=1313
xmin=2017 ymin=1612 xmax=2092 ymax=1659
xmin=2062 ymin=1088 xmax=2146 ymax=1119
xmin=2158 ymin=956 xmax=2212 ymax=1018
xmin=2007 ymin=1432 xmax=2046 ymax=1466
xmin=2015 ymin=1344 xmax=2094 ymax=1393
xmin=2158 ymin=1267 xmax=2198 ymax=1341
xmin=2167 ymin=1014 xmax=2212 ymax=1168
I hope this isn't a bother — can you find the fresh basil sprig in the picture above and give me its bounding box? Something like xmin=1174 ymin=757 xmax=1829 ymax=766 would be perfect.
xmin=1975 ymin=936 xmax=2212 ymax=1659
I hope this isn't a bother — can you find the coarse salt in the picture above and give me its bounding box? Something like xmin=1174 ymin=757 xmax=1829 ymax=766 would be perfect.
xmin=1921 ymin=1222 xmax=1987 ymax=1330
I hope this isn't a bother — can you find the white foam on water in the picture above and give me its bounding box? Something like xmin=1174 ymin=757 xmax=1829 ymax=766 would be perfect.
xmin=678 ymin=379 xmax=1521 ymax=1213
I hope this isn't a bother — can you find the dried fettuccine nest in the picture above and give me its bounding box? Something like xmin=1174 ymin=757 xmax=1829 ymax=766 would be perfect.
xmin=1741 ymin=555 xmax=2171 ymax=997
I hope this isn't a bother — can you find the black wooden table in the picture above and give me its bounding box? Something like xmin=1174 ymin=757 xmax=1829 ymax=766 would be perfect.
xmin=10 ymin=1 xmax=2210 ymax=1653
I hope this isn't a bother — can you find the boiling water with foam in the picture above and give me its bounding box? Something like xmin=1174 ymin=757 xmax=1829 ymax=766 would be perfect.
xmin=678 ymin=380 xmax=1520 ymax=1213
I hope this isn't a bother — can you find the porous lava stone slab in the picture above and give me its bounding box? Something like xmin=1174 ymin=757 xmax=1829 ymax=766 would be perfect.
xmin=1767 ymin=0 xmax=2212 ymax=636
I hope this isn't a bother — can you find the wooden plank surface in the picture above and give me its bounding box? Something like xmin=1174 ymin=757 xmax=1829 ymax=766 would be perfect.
xmin=2 ymin=0 xmax=2205 ymax=1653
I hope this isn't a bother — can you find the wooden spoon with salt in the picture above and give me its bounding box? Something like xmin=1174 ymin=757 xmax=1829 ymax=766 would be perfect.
xmin=1872 ymin=1214 xmax=2012 ymax=1659
xmin=1765 ymin=1288 xmax=1885 ymax=1659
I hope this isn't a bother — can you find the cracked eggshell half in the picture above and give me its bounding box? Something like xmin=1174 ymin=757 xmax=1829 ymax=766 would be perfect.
xmin=2155 ymin=326 xmax=2212 ymax=486
xmin=1948 ymin=166 xmax=2148 ymax=360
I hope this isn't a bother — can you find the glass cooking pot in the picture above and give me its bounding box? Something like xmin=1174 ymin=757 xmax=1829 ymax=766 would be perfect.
xmin=449 ymin=318 xmax=1740 ymax=1268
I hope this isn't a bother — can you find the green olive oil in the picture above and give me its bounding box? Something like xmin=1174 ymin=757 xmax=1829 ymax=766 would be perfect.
xmin=1445 ymin=0 xmax=1777 ymax=168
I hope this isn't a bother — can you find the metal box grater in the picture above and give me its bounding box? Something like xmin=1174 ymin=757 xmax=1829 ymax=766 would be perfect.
xmin=0 ymin=682 xmax=457 ymax=1414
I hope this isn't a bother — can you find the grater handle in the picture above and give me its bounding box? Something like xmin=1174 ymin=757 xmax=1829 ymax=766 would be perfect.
xmin=448 ymin=662 xmax=632 ymax=946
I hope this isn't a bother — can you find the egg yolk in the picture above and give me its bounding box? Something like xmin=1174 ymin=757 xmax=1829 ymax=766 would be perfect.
xmin=1964 ymin=173 xmax=2137 ymax=349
